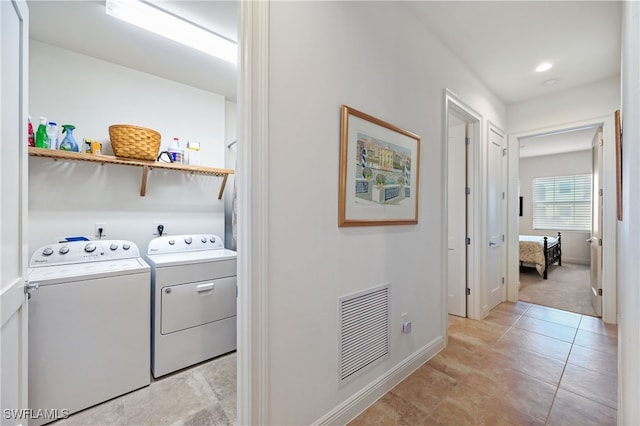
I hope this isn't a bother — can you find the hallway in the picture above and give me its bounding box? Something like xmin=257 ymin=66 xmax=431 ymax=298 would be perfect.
xmin=350 ymin=302 xmax=618 ymax=425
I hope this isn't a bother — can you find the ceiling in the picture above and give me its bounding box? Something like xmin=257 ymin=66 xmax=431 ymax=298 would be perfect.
xmin=518 ymin=126 xmax=598 ymax=159
xmin=28 ymin=1 xmax=621 ymax=156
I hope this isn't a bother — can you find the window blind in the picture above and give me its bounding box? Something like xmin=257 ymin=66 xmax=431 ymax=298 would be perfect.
xmin=532 ymin=174 xmax=592 ymax=231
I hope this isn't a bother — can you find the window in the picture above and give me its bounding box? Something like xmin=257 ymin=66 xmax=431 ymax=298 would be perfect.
xmin=532 ymin=174 xmax=592 ymax=231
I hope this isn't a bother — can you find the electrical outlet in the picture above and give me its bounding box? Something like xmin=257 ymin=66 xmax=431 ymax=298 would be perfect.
xmin=153 ymin=222 xmax=168 ymax=236
xmin=95 ymin=223 xmax=107 ymax=238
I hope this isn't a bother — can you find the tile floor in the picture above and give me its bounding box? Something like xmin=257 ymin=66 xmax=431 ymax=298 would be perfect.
xmin=350 ymin=301 xmax=618 ymax=426
xmin=50 ymin=352 xmax=236 ymax=426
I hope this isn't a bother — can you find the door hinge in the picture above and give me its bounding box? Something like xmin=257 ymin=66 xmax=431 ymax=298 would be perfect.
xmin=599 ymin=139 xmax=604 ymax=147
xmin=24 ymin=281 xmax=39 ymax=298
xmin=465 ymin=237 xmax=471 ymax=245
xmin=502 ymin=277 xmax=505 ymax=284
xmin=465 ymin=187 xmax=470 ymax=195
xmin=465 ymin=137 xmax=470 ymax=146
xmin=502 ymin=234 xmax=505 ymax=242
xmin=502 ymin=191 xmax=505 ymax=199
xmin=466 ymin=288 xmax=471 ymax=296
xmin=598 ymin=288 xmax=603 ymax=296
xmin=599 ymin=188 xmax=603 ymax=196
xmin=502 ymin=148 xmax=507 ymax=156
xmin=599 ymin=238 xmax=602 ymax=246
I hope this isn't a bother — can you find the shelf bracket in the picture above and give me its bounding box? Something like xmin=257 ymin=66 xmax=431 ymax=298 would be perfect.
xmin=140 ymin=165 xmax=149 ymax=196
xmin=218 ymin=173 xmax=229 ymax=200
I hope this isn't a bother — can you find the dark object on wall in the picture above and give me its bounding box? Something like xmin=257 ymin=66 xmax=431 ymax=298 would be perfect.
xmin=519 ymin=196 xmax=523 ymax=217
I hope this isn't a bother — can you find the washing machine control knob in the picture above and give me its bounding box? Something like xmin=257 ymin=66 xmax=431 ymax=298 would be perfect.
xmin=209 ymin=236 xmax=216 ymax=243
xmin=185 ymin=237 xmax=192 ymax=244
xmin=168 ymin=239 xmax=175 ymax=245
xmin=59 ymin=246 xmax=69 ymax=255
xmin=201 ymin=236 xmax=207 ymax=243
xmin=110 ymin=243 xmax=118 ymax=251
xmin=123 ymin=243 xmax=131 ymax=250
xmin=42 ymin=247 xmax=54 ymax=256
xmin=84 ymin=243 xmax=97 ymax=253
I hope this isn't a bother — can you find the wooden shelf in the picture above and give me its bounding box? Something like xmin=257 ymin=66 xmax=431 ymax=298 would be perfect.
xmin=28 ymin=147 xmax=235 ymax=199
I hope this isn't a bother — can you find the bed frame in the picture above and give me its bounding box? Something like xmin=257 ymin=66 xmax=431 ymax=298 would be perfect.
xmin=520 ymin=232 xmax=562 ymax=279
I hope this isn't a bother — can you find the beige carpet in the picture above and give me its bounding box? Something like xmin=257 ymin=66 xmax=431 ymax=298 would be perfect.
xmin=518 ymin=263 xmax=597 ymax=317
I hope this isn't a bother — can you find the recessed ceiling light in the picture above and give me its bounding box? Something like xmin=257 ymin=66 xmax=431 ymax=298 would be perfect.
xmin=543 ymin=79 xmax=559 ymax=86
xmin=536 ymin=62 xmax=553 ymax=72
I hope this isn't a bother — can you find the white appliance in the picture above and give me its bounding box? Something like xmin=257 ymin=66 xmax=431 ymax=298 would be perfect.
xmin=145 ymin=234 xmax=237 ymax=378
xmin=27 ymin=240 xmax=150 ymax=425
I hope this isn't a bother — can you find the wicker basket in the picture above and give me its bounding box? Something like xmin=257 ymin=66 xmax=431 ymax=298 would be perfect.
xmin=108 ymin=124 xmax=161 ymax=161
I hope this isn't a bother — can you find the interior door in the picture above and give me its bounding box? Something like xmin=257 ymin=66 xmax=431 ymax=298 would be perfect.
xmin=488 ymin=126 xmax=506 ymax=311
xmin=1 ymin=1 xmax=29 ymax=424
xmin=447 ymin=121 xmax=466 ymax=317
xmin=589 ymin=128 xmax=603 ymax=316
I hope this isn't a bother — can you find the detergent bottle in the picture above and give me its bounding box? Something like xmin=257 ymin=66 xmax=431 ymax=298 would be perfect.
xmin=59 ymin=125 xmax=79 ymax=152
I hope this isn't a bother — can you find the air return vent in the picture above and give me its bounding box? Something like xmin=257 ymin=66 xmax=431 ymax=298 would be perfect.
xmin=338 ymin=284 xmax=390 ymax=383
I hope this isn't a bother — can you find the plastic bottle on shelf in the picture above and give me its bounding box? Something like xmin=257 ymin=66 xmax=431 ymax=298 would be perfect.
xmin=47 ymin=122 xmax=59 ymax=150
xmin=59 ymin=125 xmax=79 ymax=152
xmin=186 ymin=141 xmax=201 ymax=166
xmin=168 ymin=137 xmax=184 ymax=164
xmin=35 ymin=117 xmax=49 ymax=148
xmin=28 ymin=116 xmax=35 ymax=147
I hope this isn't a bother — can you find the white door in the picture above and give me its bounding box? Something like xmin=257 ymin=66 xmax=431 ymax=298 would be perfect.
xmin=447 ymin=122 xmax=466 ymax=317
xmin=590 ymin=129 xmax=603 ymax=316
xmin=487 ymin=126 xmax=506 ymax=311
xmin=1 ymin=1 xmax=30 ymax=424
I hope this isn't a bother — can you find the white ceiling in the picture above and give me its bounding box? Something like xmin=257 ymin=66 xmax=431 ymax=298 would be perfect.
xmin=518 ymin=126 xmax=599 ymax=159
xmin=27 ymin=1 xmax=621 ymax=156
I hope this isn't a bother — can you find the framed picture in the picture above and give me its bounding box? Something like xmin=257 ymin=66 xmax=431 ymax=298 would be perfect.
xmin=615 ymin=109 xmax=622 ymax=221
xmin=338 ymin=105 xmax=421 ymax=227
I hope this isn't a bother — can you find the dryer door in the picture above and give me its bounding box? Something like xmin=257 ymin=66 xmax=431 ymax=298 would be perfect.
xmin=161 ymin=277 xmax=236 ymax=335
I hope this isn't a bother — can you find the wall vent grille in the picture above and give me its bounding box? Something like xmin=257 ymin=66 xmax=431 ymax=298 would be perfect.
xmin=338 ymin=285 xmax=390 ymax=383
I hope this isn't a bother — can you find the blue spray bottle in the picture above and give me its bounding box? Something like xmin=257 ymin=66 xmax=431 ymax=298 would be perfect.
xmin=59 ymin=125 xmax=79 ymax=152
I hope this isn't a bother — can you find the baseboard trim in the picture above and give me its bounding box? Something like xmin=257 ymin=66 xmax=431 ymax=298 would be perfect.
xmin=314 ymin=336 xmax=445 ymax=426
xmin=562 ymin=258 xmax=589 ymax=265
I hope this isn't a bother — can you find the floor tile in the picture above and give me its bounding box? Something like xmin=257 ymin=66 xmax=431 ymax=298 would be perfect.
xmin=50 ymin=397 xmax=126 ymax=426
xmin=447 ymin=318 xmax=508 ymax=347
xmin=483 ymin=346 xmax=565 ymax=386
xmin=389 ymin=364 xmax=458 ymax=414
xmin=430 ymin=381 xmax=545 ymax=426
xmin=460 ymin=364 xmax=556 ymax=421
xmin=568 ymin=344 xmax=618 ymax=378
xmin=482 ymin=309 xmax=523 ymax=327
xmin=547 ymin=388 xmax=617 ymax=426
xmin=491 ymin=301 xmax=532 ymax=315
xmin=496 ymin=327 xmax=573 ymax=362
xmin=524 ymin=304 xmax=582 ymax=328
xmin=579 ymin=315 xmax=618 ymax=338
xmin=347 ymin=392 xmax=441 ymax=426
xmin=573 ymin=328 xmax=618 ymax=355
xmin=559 ymin=363 xmax=617 ymax=409
xmin=513 ymin=315 xmax=578 ymax=343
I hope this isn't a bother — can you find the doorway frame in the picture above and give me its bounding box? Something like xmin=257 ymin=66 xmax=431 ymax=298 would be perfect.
xmin=506 ymin=114 xmax=617 ymax=324
xmin=444 ymin=89 xmax=484 ymax=321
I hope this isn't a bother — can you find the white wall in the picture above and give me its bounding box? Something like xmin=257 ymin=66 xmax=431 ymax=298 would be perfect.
xmin=619 ymin=2 xmax=640 ymax=424
xmin=28 ymin=41 xmax=229 ymax=256
xmin=507 ymin=76 xmax=620 ymax=134
xmin=264 ymin=2 xmax=505 ymax=424
xmin=519 ymin=150 xmax=591 ymax=264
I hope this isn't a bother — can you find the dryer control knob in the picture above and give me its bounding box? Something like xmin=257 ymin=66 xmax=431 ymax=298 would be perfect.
xmin=185 ymin=237 xmax=193 ymax=244
xmin=110 ymin=243 xmax=118 ymax=251
xmin=168 ymin=239 xmax=175 ymax=245
xmin=123 ymin=243 xmax=131 ymax=250
xmin=42 ymin=247 xmax=54 ymax=256
xmin=201 ymin=236 xmax=207 ymax=243
xmin=59 ymin=246 xmax=69 ymax=255
xmin=84 ymin=243 xmax=96 ymax=253
xmin=209 ymin=236 xmax=216 ymax=243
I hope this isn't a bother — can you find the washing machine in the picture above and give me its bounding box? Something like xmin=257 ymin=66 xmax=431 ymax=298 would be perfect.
xmin=27 ymin=240 xmax=150 ymax=425
xmin=145 ymin=234 xmax=237 ymax=378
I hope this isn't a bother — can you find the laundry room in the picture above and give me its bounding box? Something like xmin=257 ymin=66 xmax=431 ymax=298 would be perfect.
xmin=24 ymin=1 xmax=239 ymax=424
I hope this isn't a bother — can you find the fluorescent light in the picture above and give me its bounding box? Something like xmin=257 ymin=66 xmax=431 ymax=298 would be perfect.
xmin=106 ymin=0 xmax=237 ymax=65
xmin=535 ymin=62 xmax=552 ymax=72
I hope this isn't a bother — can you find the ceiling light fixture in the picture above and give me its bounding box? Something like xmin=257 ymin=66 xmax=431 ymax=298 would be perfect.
xmin=535 ymin=62 xmax=553 ymax=73
xmin=105 ymin=0 xmax=237 ymax=65
xmin=543 ymin=78 xmax=559 ymax=86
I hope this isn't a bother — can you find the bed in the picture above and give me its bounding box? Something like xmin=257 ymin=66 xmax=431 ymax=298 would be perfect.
xmin=519 ymin=232 xmax=562 ymax=279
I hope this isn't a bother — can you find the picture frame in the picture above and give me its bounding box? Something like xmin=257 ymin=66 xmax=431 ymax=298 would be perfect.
xmin=338 ymin=105 xmax=421 ymax=227
xmin=615 ymin=109 xmax=622 ymax=221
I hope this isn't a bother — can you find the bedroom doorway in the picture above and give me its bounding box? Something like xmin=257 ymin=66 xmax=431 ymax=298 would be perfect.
xmin=516 ymin=125 xmax=601 ymax=316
